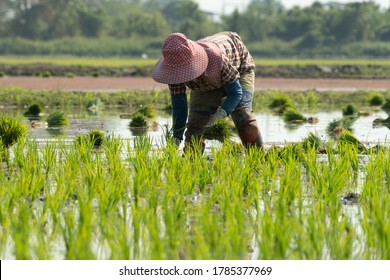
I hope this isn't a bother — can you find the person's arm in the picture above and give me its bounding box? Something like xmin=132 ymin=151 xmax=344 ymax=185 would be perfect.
xmin=170 ymin=93 xmax=188 ymax=142
xmin=207 ymin=79 xmax=242 ymax=125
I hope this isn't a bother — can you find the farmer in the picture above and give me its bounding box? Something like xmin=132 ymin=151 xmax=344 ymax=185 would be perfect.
xmin=152 ymin=31 xmax=263 ymax=152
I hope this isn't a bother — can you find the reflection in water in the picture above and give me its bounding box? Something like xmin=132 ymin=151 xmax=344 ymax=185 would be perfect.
xmin=46 ymin=127 xmax=65 ymax=137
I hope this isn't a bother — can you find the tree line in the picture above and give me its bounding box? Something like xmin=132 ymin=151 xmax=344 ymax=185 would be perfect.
xmin=1 ymin=0 xmax=390 ymax=57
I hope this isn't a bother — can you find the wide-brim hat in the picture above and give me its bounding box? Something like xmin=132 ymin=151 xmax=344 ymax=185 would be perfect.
xmin=152 ymin=33 xmax=208 ymax=84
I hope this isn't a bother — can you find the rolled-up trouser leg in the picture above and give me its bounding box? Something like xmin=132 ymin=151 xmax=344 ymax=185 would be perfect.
xmin=231 ymin=106 xmax=263 ymax=148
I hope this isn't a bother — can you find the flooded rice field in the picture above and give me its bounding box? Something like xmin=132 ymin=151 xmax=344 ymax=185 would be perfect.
xmin=2 ymin=104 xmax=390 ymax=260
xmin=3 ymin=106 xmax=390 ymax=147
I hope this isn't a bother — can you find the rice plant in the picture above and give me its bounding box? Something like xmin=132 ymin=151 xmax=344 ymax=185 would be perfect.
xmin=203 ymin=118 xmax=235 ymax=142
xmin=326 ymin=118 xmax=355 ymax=138
xmin=369 ymin=92 xmax=385 ymax=106
xmin=46 ymin=110 xmax=69 ymax=127
xmin=23 ymin=103 xmax=43 ymax=117
xmin=129 ymin=113 xmax=147 ymax=128
xmin=75 ymin=129 xmax=105 ymax=148
xmin=134 ymin=105 xmax=157 ymax=118
xmin=0 ymin=115 xmax=28 ymax=148
xmin=342 ymin=104 xmax=358 ymax=116
xmin=268 ymin=95 xmax=295 ymax=114
xmin=283 ymin=108 xmax=307 ymax=123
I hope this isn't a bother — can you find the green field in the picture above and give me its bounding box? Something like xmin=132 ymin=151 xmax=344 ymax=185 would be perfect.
xmin=2 ymin=56 xmax=390 ymax=67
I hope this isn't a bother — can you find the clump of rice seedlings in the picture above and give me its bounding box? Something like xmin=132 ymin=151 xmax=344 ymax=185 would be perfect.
xmin=337 ymin=129 xmax=366 ymax=153
xmin=46 ymin=110 xmax=69 ymax=127
xmin=134 ymin=105 xmax=157 ymax=118
xmin=369 ymin=92 xmax=385 ymax=106
xmin=283 ymin=107 xmax=307 ymax=123
xmin=86 ymin=98 xmax=102 ymax=112
xmin=0 ymin=115 xmax=28 ymax=148
xmin=0 ymin=71 xmax=5 ymax=77
xmin=381 ymin=100 xmax=390 ymax=114
xmin=129 ymin=113 xmax=147 ymax=128
xmin=301 ymin=132 xmax=323 ymax=150
xmin=75 ymin=129 xmax=105 ymax=148
xmin=342 ymin=104 xmax=358 ymax=117
xmin=23 ymin=103 xmax=43 ymax=117
xmin=326 ymin=118 xmax=354 ymax=138
xmin=66 ymin=72 xmax=75 ymax=78
xmin=203 ymin=118 xmax=234 ymax=142
xmin=268 ymin=95 xmax=295 ymax=114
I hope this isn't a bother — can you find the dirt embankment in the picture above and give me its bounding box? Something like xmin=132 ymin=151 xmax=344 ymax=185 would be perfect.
xmin=2 ymin=64 xmax=390 ymax=79
xmin=1 ymin=76 xmax=390 ymax=92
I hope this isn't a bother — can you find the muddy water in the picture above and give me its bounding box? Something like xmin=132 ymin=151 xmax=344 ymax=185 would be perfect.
xmin=4 ymin=107 xmax=390 ymax=146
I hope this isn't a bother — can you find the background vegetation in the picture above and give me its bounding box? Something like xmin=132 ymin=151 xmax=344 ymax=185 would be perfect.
xmin=1 ymin=0 xmax=390 ymax=58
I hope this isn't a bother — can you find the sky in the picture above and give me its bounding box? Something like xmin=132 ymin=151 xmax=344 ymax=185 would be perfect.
xmin=195 ymin=0 xmax=390 ymax=14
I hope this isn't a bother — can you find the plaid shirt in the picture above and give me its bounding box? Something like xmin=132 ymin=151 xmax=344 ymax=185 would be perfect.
xmin=169 ymin=32 xmax=255 ymax=95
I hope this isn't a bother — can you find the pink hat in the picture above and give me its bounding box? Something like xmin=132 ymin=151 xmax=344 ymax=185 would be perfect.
xmin=152 ymin=33 xmax=209 ymax=84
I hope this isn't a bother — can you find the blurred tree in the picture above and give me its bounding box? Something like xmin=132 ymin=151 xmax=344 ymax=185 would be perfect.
xmin=328 ymin=2 xmax=384 ymax=43
xmin=161 ymin=0 xmax=220 ymax=39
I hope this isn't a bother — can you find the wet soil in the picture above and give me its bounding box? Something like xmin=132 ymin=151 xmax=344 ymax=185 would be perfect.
xmin=1 ymin=76 xmax=390 ymax=92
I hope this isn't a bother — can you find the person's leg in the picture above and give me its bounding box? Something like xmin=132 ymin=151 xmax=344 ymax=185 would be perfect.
xmin=231 ymin=71 xmax=263 ymax=148
xmin=184 ymin=88 xmax=225 ymax=153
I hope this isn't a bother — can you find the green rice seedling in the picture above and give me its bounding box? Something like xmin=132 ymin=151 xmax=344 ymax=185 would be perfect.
xmin=0 ymin=71 xmax=5 ymax=77
xmin=129 ymin=113 xmax=147 ymax=128
xmin=369 ymin=92 xmax=385 ymax=106
xmin=301 ymin=132 xmax=323 ymax=151
xmin=46 ymin=110 xmax=69 ymax=127
xmin=134 ymin=105 xmax=157 ymax=118
xmin=326 ymin=118 xmax=355 ymax=138
xmin=283 ymin=107 xmax=307 ymax=123
xmin=342 ymin=104 xmax=358 ymax=116
xmin=75 ymin=129 xmax=105 ymax=148
xmin=86 ymin=98 xmax=102 ymax=111
xmin=0 ymin=115 xmax=28 ymax=148
xmin=203 ymin=118 xmax=235 ymax=142
xmin=268 ymin=95 xmax=295 ymax=114
xmin=337 ymin=130 xmax=367 ymax=154
xmin=23 ymin=103 xmax=43 ymax=117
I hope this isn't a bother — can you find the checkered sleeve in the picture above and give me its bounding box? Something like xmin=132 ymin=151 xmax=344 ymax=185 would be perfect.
xmin=168 ymin=83 xmax=187 ymax=95
xmin=220 ymin=55 xmax=240 ymax=86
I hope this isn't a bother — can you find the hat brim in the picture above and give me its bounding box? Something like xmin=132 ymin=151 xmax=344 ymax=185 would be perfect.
xmin=152 ymin=40 xmax=208 ymax=84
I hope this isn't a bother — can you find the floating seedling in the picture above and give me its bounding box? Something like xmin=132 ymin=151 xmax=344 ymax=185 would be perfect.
xmin=23 ymin=103 xmax=43 ymax=118
xmin=134 ymin=105 xmax=157 ymax=118
xmin=342 ymin=104 xmax=358 ymax=117
xmin=0 ymin=115 xmax=28 ymax=148
xmin=369 ymin=92 xmax=385 ymax=107
xmin=326 ymin=118 xmax=355 ymax=139
xmin=268 ymin=95 xmax=295 ymax=114
xmin=129 ymin=113 xmax=147 ymax=128
xmin=46 ymin=110 xmax=69 ymax=127
xmin=86 ymin=98 xmax=102 ymax=112
xmin=283 ymin=108 xmax=307 ymax=123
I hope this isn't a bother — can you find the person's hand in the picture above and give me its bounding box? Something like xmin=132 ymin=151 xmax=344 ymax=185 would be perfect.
xmin=206 ymin=108 xmax=227 ymax=126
